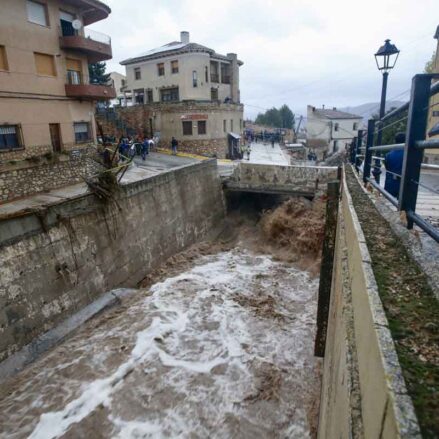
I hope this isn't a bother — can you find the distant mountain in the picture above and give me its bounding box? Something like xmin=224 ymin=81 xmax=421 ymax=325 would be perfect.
xmin=339 ymin=101 xmax=405 ymax=124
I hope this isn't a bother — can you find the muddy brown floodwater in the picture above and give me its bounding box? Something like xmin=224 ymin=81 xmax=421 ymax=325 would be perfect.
xmin=0 ymin=201 xmax=323 ymax=439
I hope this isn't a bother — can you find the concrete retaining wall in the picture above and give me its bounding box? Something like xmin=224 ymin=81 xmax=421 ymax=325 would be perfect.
xmin=318 ymin=171 xmax=421 ymax=438
xmin=227 ymin=162 xmax=338 ymax=196
xmin=0 ymin=159 xmax=225 ymax=362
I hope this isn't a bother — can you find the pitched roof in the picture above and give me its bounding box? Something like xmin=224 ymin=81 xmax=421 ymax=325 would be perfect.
xmin=120 ymin=41 xmax=243 ymax=66
xmin=313 ymin=108 xmax=362 ymax=120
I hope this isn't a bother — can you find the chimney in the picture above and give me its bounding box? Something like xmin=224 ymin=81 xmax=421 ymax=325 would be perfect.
xmin=180 ymin=31 xmax=190 ymax=44
xmin=322 ymin=104 xmax=325 ymax=109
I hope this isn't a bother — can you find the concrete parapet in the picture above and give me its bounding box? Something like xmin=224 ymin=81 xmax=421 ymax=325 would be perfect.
xmin=226 ymin=163 xmax=338 ymax=196
xmin=318 ymin=170 xmax=421 ymax=438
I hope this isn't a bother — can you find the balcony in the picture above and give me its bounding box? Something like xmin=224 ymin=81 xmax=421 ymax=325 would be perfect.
xmin=210 ymin=73 xmax=219 ymax=83
xmin=65 ymin=72 xmax=116 ymax=100
xmin=60 ymin=29 xmax=112 ymax=63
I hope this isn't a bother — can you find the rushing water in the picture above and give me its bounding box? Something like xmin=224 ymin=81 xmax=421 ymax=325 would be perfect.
xmin=0 ymin=248 xmax=320 ymax=439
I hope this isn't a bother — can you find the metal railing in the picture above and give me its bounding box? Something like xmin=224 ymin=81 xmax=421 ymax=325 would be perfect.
xmin=350 ymin=73 xmax=439 ymax=242
xmin=210 ymin=73 xmax=219 ymax=83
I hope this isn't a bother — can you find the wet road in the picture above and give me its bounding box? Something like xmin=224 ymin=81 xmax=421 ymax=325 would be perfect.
xmin=0 ymin=247 xmax=320 ymax=439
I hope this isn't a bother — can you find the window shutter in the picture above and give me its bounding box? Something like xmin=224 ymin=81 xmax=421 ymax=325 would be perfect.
xmin=0 ymin=46 xmax=8 ymax=71
xmin=34 ymin=53 xmax=56 ymax=76
xmin=27 ymin=1 xmax=48 ymax=26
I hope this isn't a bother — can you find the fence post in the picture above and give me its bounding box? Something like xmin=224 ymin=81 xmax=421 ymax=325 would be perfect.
xmin=351 ymin=136 xmax=357 ymax=164
xmin=355 ymin=130 xmax=363 ymax=171
xmin=399 ymin=74 xmax=431 ymax=228
xmin=363 ymin=119 xmax=375 ymax=184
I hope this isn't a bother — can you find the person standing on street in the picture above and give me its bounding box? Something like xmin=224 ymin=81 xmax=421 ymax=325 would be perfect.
xmin=271 ymin=138 xmax=275 ymax=148
xmin=171 ymin=137 xmax=178 ymax=155
xmin=141 ymin=137 xmax=149 ymax=161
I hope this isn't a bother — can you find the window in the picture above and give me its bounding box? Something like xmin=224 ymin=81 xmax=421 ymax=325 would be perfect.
xmin=147 ymin=89 xmax=153 ymax=103
xmin=433 ymin=111 xmax=439 ymax=117
xmin=160 ymin=87 xmax=179 ymax=102
xmin=182 ymin=121 xmax=193 ymax=136
xmin=34 ymin=52 xmax=56 ymax=76
xmin=66 ymin=58 xmax=82 ymax=84
xmin=192 ymin=70 xmax=198 ymax=87
xmin=0 ymin=125 xmax=21 ymax=150
xmin=223 ymin=120 xmax=227 ymax=132
xmin=221 ymin=63 xmax=231 ymax=84
xmin=334 ymin=122 xmax=339 ymax=132
xmin=134 ymin=89 xmax=144 ymax=105
xmin=27 ymin=0 xmax=49 ymax=27
xmin=230 ymin=119 xmax=233 ymax=132
xmin=198 ymin=120 xmax=206 ymax=135
xmin=210 ymin=61 xmax=219 ymax=83
xmin=334 ymin=140 xmax=339 ymax=152
xmin=74 ymin=122 xmax=90 ymax=143
xmin=0 ymin=46 xmax=8 ymax=71
xmin=211 ymin=88 xmax=218 ymax=101
xmin=171 ymin=60 xmax=179 ymax=74
xmin=157 ymin=63 xmax=165 ymax=76
xmin=134 ymin=67 xmax=141 ymax=80
xmin=353 ymin=122 xmax=358 ymax=130
xmin=60 ymin=10 xmax=75 ymax=36
xmin=205 ymin=66 xmax=208 ymax=82
xmin=240 ymin=119 xmax=243 ymax=130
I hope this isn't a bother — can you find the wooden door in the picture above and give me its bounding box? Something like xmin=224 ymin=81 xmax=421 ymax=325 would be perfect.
xmin=49 ymin=123 xmax=62 ymax=152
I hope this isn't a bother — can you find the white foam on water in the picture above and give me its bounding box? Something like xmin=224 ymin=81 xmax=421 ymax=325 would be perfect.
xmin=5 ymin=249 xmax=321 ymax=439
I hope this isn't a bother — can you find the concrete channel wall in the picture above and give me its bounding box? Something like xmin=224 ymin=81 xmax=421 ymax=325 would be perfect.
xmin=0 ymin=160 xmax=225 ymax=363
xmin=318 ymin=172 xmax=421 ymax=438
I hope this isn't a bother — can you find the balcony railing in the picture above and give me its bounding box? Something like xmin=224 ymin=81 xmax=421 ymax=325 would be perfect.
xmin=210 ymin=73 xmax=219 ymax=83
xmin=221 ymin=75 xmax=231 ymax=84
xmin=59 ymin=27 xmax=112 ymax=63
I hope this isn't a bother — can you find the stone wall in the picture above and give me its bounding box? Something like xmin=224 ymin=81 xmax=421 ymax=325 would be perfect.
xmin=0 ymin=159 xmax=225 ymax=362
xmin=317 ymin=170 xmax=420 ymax=438
xmin=96 ymin=101 xmax=244 ymax=158
xmin=0 ymin=148 xmax=102 ymax=203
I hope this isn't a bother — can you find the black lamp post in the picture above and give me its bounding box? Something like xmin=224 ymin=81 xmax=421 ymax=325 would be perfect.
xmin=373 ymin=39 xmax=400 ymax=182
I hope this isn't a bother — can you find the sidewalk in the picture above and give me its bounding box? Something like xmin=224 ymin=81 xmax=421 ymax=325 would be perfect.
xmin=244 ymin=142 xmax=290 ymax=165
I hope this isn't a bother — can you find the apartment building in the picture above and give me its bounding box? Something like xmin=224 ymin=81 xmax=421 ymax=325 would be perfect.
xmin=0 ymin=0 xmax=115 ymax=161
xmin=307 ymin=105 xmax=362 ymax=159
xmin=116 ymin=32 xmax=244 ymax=158
xmin=426 ymin=25 xmax=439 ymax=164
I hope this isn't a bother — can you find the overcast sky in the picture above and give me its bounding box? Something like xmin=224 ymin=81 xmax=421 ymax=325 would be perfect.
xmin=93 ymin=0 xmax=438 ymax=118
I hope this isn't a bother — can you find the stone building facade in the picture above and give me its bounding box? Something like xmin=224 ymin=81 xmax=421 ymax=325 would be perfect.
xmin=97 ymin=101 xmax=244 ymax=157
xmin=116 ymin=31 xmax=244 ymax=157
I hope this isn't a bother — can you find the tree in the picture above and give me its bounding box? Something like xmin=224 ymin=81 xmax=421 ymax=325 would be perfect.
xmin=88 ymin=62 xmax=110 ymax=85
xmin=424 ymin=50 xmax=436 ymax=73
xmin=279 ymin=104 xmax=295 ymax=130
xmin=372 ymin=107 xmax=408 ymax=145
xmin=255 ymin=104 xmax=295 ymax=129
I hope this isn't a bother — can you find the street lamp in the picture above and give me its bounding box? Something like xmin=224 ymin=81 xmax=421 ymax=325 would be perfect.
xmin=373 ymin=39 xmax=400 ymax=182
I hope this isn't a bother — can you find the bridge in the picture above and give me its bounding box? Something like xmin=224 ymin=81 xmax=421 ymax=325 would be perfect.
xmin=223 ymin=162 xmax=339 ymax=197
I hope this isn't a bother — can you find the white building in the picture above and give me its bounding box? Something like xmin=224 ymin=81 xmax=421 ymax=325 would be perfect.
xmin=107 ymin=71 xmax=129 ymax=106
xmin=114 ymin=31 xmax=244 ymax=158
xmin=307 ymin=105 xmax=362 ymax=159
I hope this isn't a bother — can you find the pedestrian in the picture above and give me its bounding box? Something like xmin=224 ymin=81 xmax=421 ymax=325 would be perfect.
xmin=246 ymin=144 xmax=251 ymax=161
xmin=141 ymin=137 xmax=149 ymax=160
xmin=171 ymin=136 xmax=178 ymax=155
xmin=271 ymin=138 xmax=275 ymax=148
xmin=149 ymin=137 xmax=155 ymax=152
xmin=384 ymin=132 xmax=405 ymax=199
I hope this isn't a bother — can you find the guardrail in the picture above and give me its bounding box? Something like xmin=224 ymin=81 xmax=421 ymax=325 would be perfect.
xmin=350 ymin=73 xmax=439 ymax=242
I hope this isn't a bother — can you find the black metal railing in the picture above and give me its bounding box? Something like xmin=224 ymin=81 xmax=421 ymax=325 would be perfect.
xmin=350 ymin=73 xmax=439 ymax=242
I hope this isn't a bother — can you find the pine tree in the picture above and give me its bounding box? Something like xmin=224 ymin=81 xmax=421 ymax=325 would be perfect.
xmin=88 ymin=62 xmax=110 ymax=85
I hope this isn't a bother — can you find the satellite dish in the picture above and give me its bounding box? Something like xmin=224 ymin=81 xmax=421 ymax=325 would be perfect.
xmin=72 ymin=19 xmax=82 ymax=30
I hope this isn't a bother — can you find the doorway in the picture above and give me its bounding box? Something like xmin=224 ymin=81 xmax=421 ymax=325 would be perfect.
xmin=49 ymin=123 xmax=62 ymax=153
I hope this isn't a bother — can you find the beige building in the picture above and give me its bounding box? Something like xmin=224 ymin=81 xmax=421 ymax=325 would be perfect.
xmin=426 ymin=25 xmax=439 ymax=164
xmin=306 ymin=105 xmax=362 ymax=159
xmin=0 ymin=0 xmax=115 ymax=162
xmin=108 ymin=71 xmax=130 ymax=107
xmin=117 ymin=32 xmax=244 ymax=157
